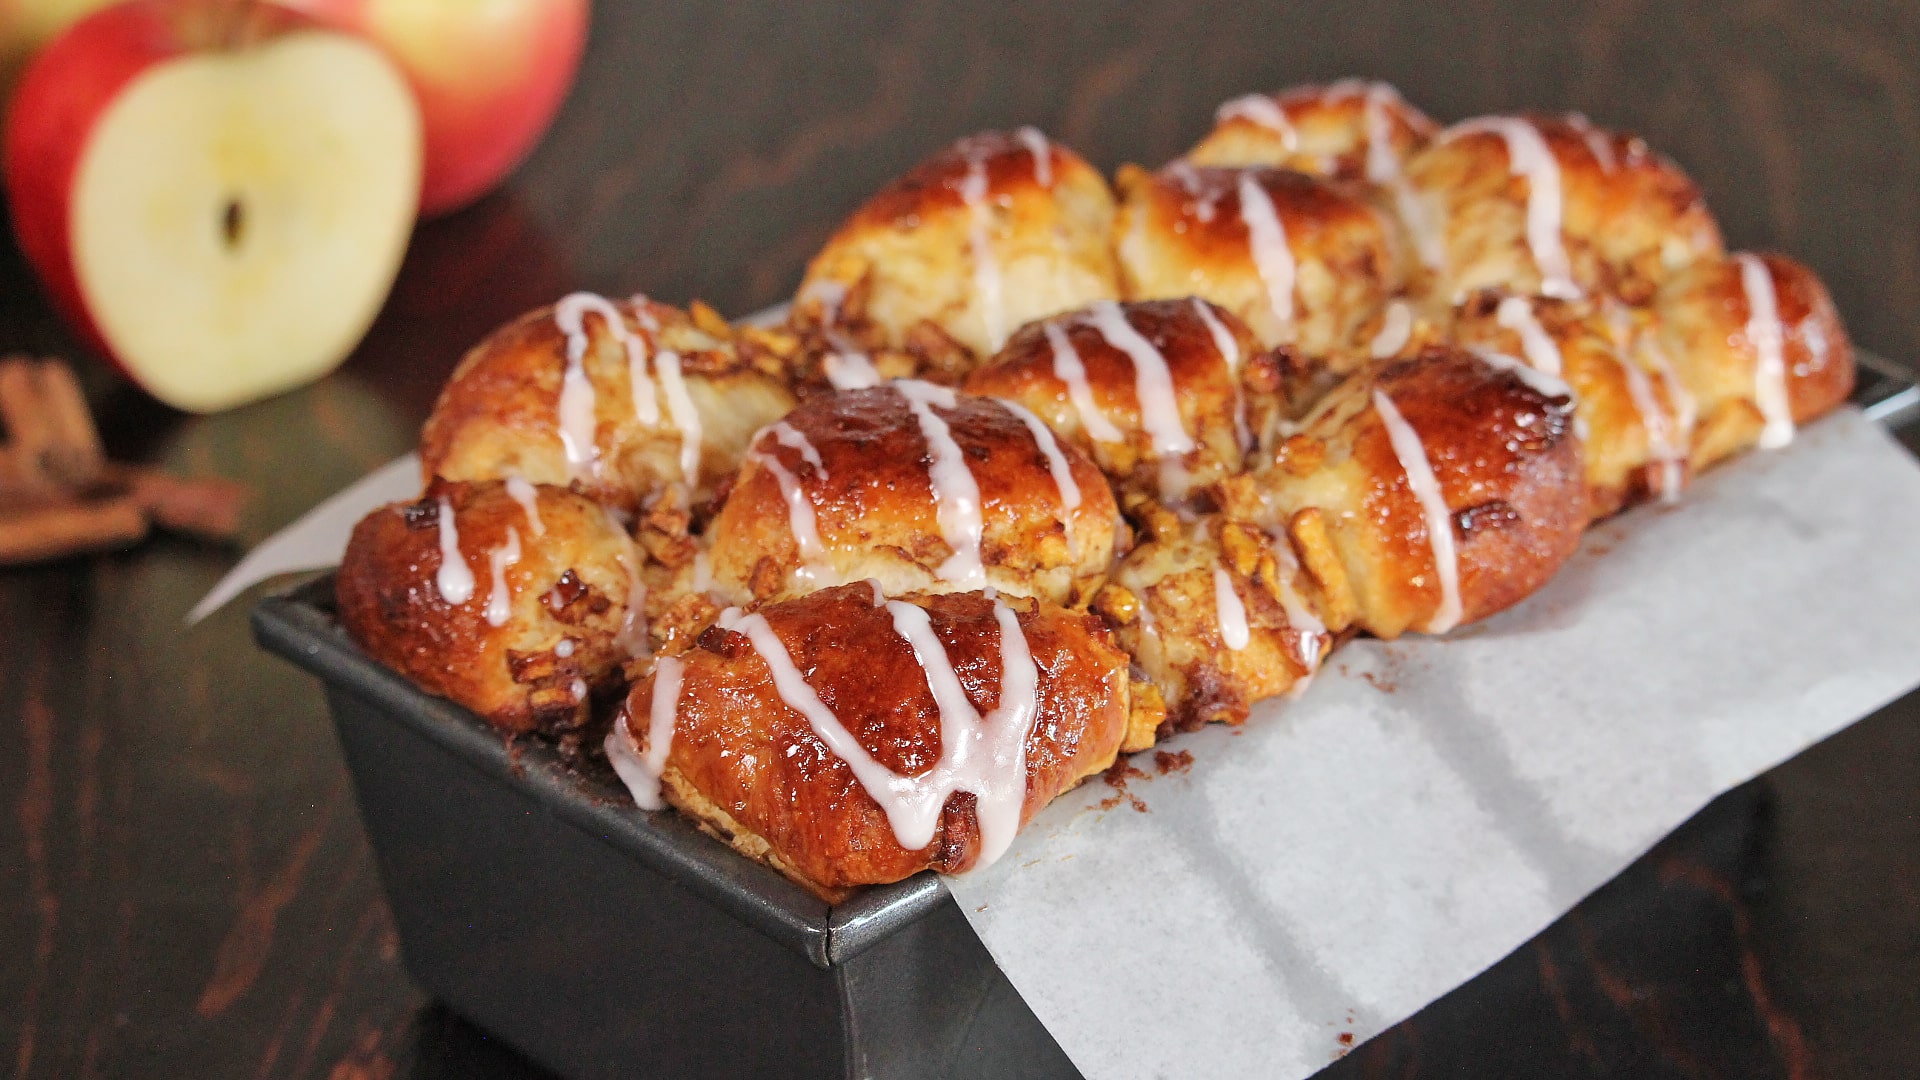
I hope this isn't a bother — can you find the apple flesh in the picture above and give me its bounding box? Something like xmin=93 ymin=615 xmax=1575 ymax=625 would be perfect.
xmin=5 ymin=0 xmax=422 ymax=413
xmin=282 ymin=0 xmax=588 ymax=216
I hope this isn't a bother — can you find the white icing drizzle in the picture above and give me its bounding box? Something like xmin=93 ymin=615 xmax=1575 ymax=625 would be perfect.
xmin=604 ymin=654 xmax=684 ymax=811
xmin=1736 ymin=253 xmax=1795 ymax=449
xmin=1192 ymin=298 xmax=1241 ymax=373
xmin=1192 ymin=298 xmax=1253 ymax=452
xmin=1495 ymin=296 xmax=1565 ymax=376
xmin=434 ymin=496 xmax=475 ymax=605
xmin=651 ymin=347 xmax=704 ymax=484
xmin=1442 ymin=118 xmax=1581 ymax=300
xmin=1085 ymin=301 xmax=1196 ymax=475
xmin=555 ymin=638 xmax=575 ymax=658
xmin=823 ymin=350 xmax=884 ymax=390
xmin=484 ymin=526 xmax=522 ymax=628
xmin=1369 ymin=299 xmax=1415 ymax=359
xmin=1468 ymin=347 xmax=1577 ymax=403
xmin=1371 ymin=388 xmax=1462 ymax=634
xmin=718 ymin=595 xmax=1042 ymax=869
xmin=1212 ymin=567 xmax=1251 ymax=651
xmin=958 ymin=143 xmax=1008 ymax=351
xmin=1603 ymin=305 xmax=1684 ymax=501
xmin=1617 ymin=345 xmax=1685 ymax=502
xmin=1322 ymin=80 xmax=1439 ymax=270
xmin=1642 ymin=336 xmax=1698 ymax=454
xmin=1015 ymin=126 xmax=1053 ymax=187
xmin=1360 ymin=83 xmax=1403 ymax=186
xmin=1606 ymin=301 xmax=1699 ymax=494
xmin=997 ymin=397 xmax=1082 ymax=515
xmin=1323 ymin=79 xmax=1405 ymax=185
xmin=1266 ymin=530 xmax=1328 ymax=673
xmin=504 ymin=476 xmax=545 ymax=536
xmin=625 ymin=294 xmax=702 ymax=484
xmin=1804 ymin=317 xmax=1831 ymax=371
xmin=690 ymin=551 xmax=714 ymax=594
xmin=1217 ymin=93 xmax=1299 ymax=152
xmin=749 ymin=427 xmax=831 ymax=586
xmin=615 ymin=535 xmax=651 ymax=658
xmin=1166 ymin=160 xmax=1223 ymax=223
xmin=552 ymin=292 xmax=636 ymax=476
xmin=1045 ymin=321 xmax=1124 ymax=444
xmin=1397 ymin=184 xmax=1448 ymax=272
xmin=767 ymin=420 xmax=827 ymax=473
xmin=896 ymin=380 xmax=987 ymax=589
xmin=1236 ymin=171 xmax=1297 ymax=330
xmin=803 ymin=280 xmax=884 ymax=389
xmin=1567 ymin=113 xmax=1616 ymax=172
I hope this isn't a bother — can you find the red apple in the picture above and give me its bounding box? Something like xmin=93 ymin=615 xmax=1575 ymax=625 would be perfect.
xmin=280 ymin=0 xmax=588 ymax=216
xmin=1 ymin=0 xmax=122 ymax=124
xmin=5 ymin=0 xmax=422 ymax=413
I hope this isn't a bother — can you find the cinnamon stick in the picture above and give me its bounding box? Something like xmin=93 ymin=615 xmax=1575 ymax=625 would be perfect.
xmin=0 ymin=355 xmax=105 ymax=494
xmin=0 ymin=497 xmax=149 ymax=565
xmin=111 ymin=465 xmax=249 ymax=541
xmin=0 ymin=355 xmax=249 ymax=560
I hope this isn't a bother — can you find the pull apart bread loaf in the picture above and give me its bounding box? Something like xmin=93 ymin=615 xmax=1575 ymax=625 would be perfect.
xmin=338 ymin=82 xmax=1856 ymax=896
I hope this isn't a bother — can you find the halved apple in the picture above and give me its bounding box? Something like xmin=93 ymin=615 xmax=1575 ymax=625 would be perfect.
xmin=280 ymin=0 xmax=588 ymax=216
xmin=5 ymin=0 xmax=422 ymax=413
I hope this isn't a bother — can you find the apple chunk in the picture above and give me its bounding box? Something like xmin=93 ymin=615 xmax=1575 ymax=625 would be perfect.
xmin=68 ymin=30 xmax=419 ymax=413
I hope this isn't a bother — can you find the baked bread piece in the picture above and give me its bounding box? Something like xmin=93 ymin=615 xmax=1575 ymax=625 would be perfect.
xmin=962 ymin=298 xmax=1258 ymax=505
xmin=1187 ymin=80 xmax=1438 ymax=184
xmin=1650 ymin=252 xmax=1855 ymax=470
xmin=1114 ymin=162 xmax=1406 ymax=367
xmin=1448 ymin=291 xmax=1695 ymax=517
xmin=607 ymin=583 xmax=1130 ymax=895
xmin=421 ymin=294 xmax=796 ymax=514
xmin=1403 ymin=113 xmax=1724 ymax=304
xmin=794 ymin=129 xmax=1120 ymax=367
xmin=331 ymin=84 xmax=1869 ymax=894
xmin=337 ymin=479 xmax=648 ymax=742
xmin=1093 ymin=507 xmax=1331 ymax=735
xmin=704 ymin=382 xmax=1121 ymax=608
xmin=1238 ymin=346 xmax=1588 ymax=640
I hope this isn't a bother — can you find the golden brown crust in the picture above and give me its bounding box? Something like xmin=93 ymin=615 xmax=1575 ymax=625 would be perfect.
xmin=1187 ymin=81 xmax=1438 ymax=181
xmin=619 ymin=584 xmax=1130 ymax=891
xmin=1652 ymin=252 xmax=1856 ymax=470
xmin=1248 ymin=347 xmax=1589 ymax=638
xmin=1448 ymin=292 xmax=1694 ymax=517
xmin=795 ymin=130 xmax=1120 ymax=363
xmin=1094 ymin=517 xmax=1326 ymax=733
xmin=420 ymin=296 xmax=797 ymax=512
xmin=1114 ymin=162 xmax=1406 ymax=363
xmin=963 ymin=299 xmax=1257 ymax=503
xmin=336 ymin=479 xmax=643 ymax=740
xmin=1404 ymin=113 xmax=1724 ymax=304
xmin=705 ymin=385 xmax=1122 ymax=607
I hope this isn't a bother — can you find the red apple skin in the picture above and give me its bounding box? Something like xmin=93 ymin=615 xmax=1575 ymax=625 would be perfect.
xmin=283 ymin=0 xmax=588 ymax=216
xmin=3 ymin=0 xmax=319 ymax=362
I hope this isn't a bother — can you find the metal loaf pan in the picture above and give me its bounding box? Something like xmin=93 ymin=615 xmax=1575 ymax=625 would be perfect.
xmin=254 ymin=352 xmax=1920 ymax=1080
xmin=253 ymin=576 xmax=1080 ymax=1080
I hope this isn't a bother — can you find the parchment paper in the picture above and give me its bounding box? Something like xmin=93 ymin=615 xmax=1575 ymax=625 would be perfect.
xmin=186 ymin=452 xmax=420 ymax=624
xmin=944 ymin=407 xmax=1920 ymax=1079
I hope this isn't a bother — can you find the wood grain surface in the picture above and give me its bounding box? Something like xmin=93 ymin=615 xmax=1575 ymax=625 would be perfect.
xmin=4 ymin=1 xmax=1919 ymax=1077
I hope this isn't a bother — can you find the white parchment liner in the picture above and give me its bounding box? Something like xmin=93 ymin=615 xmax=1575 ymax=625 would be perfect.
xmin=944 ymin=408 xmax=1920 ymax=1079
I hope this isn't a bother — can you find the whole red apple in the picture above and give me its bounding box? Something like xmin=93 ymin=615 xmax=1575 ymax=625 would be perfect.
xmin=5 ymin=0 xmax=422 ymax=413
xmin=281 ymin=0 xmax=588 ymax=216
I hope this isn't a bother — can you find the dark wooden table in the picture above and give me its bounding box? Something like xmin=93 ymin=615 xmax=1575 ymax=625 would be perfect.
xmin=5 ymin=2 xmax=1919 ymax=1076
